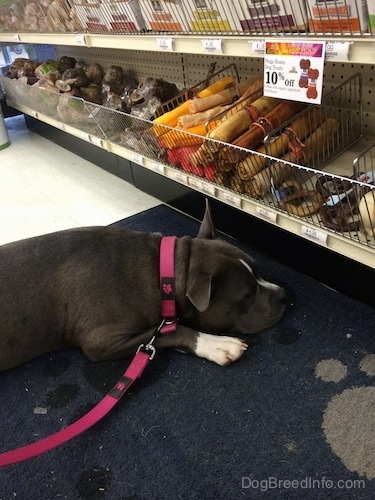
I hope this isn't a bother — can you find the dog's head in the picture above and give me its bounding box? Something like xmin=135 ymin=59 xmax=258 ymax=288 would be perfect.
xmin=181 ymin=201 xmax=286 ymax=335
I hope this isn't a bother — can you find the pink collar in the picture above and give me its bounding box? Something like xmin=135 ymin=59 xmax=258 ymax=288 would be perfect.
xmin=159 ymin=236 xmax=178 ymax=334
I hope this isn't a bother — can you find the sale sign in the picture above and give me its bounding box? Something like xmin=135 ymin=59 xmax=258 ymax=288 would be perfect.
xmin=263 ymin=41 xmax=326 ymax=105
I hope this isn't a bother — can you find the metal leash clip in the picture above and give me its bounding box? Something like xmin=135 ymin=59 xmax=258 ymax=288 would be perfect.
xmin=136 ymin=317 xmax=171 ymax=360
xmin=136 ymin=337 xmax=156 ymax=360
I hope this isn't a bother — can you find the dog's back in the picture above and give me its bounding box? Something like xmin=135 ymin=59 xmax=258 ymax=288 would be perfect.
xmin=0 ymin=227 xmax=162 ymax=370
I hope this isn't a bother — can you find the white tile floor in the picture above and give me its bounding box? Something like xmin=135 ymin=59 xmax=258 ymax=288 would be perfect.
xmin=0 ymin=115 xmax=160 ymax=245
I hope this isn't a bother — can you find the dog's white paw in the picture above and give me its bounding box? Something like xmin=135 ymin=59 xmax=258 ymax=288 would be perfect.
xmin=195 ymin=333 xmax=248 ymax=366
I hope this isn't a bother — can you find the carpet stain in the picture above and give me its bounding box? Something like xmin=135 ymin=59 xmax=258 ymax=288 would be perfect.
xmin=272 ymin=326 xmax=300 ymax=345
xmin=75 ymin=466 xmax=113 ymax=499
xmin=317 ymin=356 xmax=375 ymax=480
xmin=83 ymin=359 xmax=124 ymax=393
xmin=47 ymin=383 xmax=80 ymax=408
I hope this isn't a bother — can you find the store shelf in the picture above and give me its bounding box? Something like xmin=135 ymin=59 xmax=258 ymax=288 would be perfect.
xmin=1 ymin=32 xmax=375 ymax=63
xmin=1 ymin=0 xmax=375 ymax=301
xmin=6 ymin=98 xmax=375 ymax=270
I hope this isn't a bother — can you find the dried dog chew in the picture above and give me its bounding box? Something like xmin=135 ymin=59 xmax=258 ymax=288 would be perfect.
xmin=245 ymin=118 xmax=339 ymax=198
xmin=245 ymin=161 xmax=293 ymax=198
xmin=206 ymin=96 xmax=280 ymax=145
xmin=235 ymin=107 xmax=326 ymax=180
xmin=319 ymin=201 xmax=360 ymax=232
xmin=278 ymin=181 xmax=323 ymax=217
xmin=188 ymin=78 xmax=262 ymax=113
xmin=359 ymin=190 xmax=375 ymax=236
xmin=188 ymin=90 xmax=272 ymax=166
xmin=316 ymin=175 xmax=361 ymax=232
xmin=153 ymin=76 xmax=235 ymax=131
xmin=225 ymin=100 xmax=307 ymax=164
xmin=177 ymin=105 xmax=229 ymax=129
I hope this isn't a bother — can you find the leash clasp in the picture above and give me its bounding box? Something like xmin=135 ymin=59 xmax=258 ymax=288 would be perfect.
xmin=136 ymin=334 xmax=156 ymax=360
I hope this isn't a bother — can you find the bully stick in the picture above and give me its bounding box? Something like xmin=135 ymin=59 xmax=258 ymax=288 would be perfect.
xmin=244 ymin=118 xmax=339 ymax=198
xmin=225 ymin=100 xmax=307 ymax=164
xmin=224 ymin=81 xmax=264 ymax=119
xmin=235 ymin=107 xmax=326 ymax=180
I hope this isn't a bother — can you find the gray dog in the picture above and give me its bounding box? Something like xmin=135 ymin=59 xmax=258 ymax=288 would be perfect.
xmin=0 ymin=203 xmax=285 ymax=371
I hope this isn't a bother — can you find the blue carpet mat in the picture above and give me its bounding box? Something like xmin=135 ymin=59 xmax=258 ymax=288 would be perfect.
xmin=0 ymin=204 xmax=374 ymax=499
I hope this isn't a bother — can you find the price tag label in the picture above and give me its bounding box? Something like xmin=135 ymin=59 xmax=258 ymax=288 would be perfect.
xmin=152 ymin=162 xmax=165 ymax=174
xmin=30 ymin=110 xmax=38 ymax=118
xmin=251 ymin=39 xmax=265 ymax=55
xmin=224 ymin=192 xmax=242 ymax=208
xmin=202 ymin=39 xmax=223 ymax=54
xmin=325 ymin=41 xmax=351 ymax=61
xmin=90 ymin=136 xmax=103 ymax=148
xmin=156 ymin=38 xmax=174 ymax=51
xmin=256 ymin=205 xmax=278 ymax=223
xmin=13 ymin=34 xmax=21 ymax=42
xmin=301 ymin=225 xmax=328 ymax=245
xmin=75 ymin=34 xmax=87 ymax=45
xmin=263 ymin=40 xmax=326 ymax=105
xmin=174 ymin=171 xmax=188 ymax=183
xmin=132 ymin=154 xmax=143 ymax=165
xmin=81 ymin=132 xmax=90 ymax=142
xmin=188 ymin=177 xmax=202 ymax=190
xmin=201 ymin=183 xmax=216 ymax=197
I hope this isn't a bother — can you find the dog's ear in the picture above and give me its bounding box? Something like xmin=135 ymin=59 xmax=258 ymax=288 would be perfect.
xmin=196 ymin=199 xmax=217 ymax=239
xmin=186 ymin=273 xmax=212 ymax=312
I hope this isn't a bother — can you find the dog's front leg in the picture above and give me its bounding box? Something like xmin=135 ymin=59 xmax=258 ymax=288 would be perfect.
xmin=155 ymin=327 xmax=248 ymax=366
xmin=78 ymin=324 xmax=247 ymax=366
xmin=77 ymin=324 xmax=161 ymax=363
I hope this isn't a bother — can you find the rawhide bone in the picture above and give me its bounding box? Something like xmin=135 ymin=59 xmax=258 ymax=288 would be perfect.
xmin=235 ymin=107 xmax=326 ymax=181
xmin=189 ymin=96 xmax=280 ymax=166
xmin=152 ymin=76 xmax=235 ymax=136
xmin=224 ymin=100 xmax=307 ymax=164
xmin=244 ymin=118 xmax=339 ymax=198
xmin=207 ymin=96 xmax=280 ymax=145
xmin=177 ymin=105 xmax=229 ymax=129
xmin=188 ymin=77 xmax=263 ymax=114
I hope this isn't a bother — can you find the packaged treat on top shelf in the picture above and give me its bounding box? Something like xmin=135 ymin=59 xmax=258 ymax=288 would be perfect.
xmin=101 ymin=0 xmax=147 ymax=32
xmin=42 ymin=0 xmax=84 ymax=33
xmin=367 ymin=0 xmax=375 ymax=31
xmin=235 ymin=0 xmax=308 ymax=33
xmin=140 ymin=0 xmax=190 ymax=32
xmin=71 ymin=0 xmax=111 ymax=32
xmin=306 ymin=0 xmax=369 ymax=34
xmin=184 ymin=0 xmax=243 ymax=32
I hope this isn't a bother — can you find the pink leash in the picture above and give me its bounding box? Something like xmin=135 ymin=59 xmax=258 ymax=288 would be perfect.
xmin=0 ymin=236 xmax=177 ymax=467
